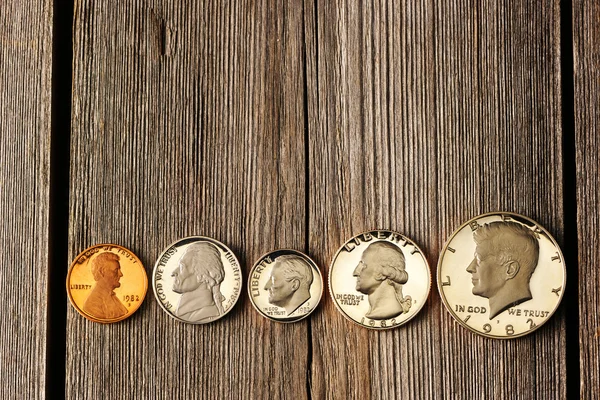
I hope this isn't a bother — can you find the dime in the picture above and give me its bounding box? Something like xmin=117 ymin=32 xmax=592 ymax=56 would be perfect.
xmin=152 ymin=236 xmax=242 ymax=324
xmin=66 ymin=244 xmax=148 ymax=323
xmin=437 ymin=212 xmax=566 ymax=339
xmin=248 ymin=249 xmax=323 ymax=323
xmin=329 ymin=230 xmax=431 ymax=329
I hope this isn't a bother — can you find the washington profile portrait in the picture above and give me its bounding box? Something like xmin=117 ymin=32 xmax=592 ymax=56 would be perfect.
xmin=353 ymin=241 xmax=412 ymax=320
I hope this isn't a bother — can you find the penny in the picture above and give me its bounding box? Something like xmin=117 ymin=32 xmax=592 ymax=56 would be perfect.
xmin=66 ymin=244 xmax=148 ymax=323
xmin=329 ymin=230 xmax=431 ymax=329
xmin=437 ymin=212 xmax=566 ymax=339
xmin=152 ymin=236 xmax=242 ymax=324
xmin=248 ymin=249 xmax=323 ymax=323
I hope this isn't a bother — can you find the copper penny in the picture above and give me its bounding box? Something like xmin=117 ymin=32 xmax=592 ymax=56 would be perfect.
xmin=66 ymin=244 xmax=148 ymax=323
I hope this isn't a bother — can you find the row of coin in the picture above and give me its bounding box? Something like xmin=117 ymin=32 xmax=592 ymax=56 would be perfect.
xmin=66 ymin=212 xmax=566 ymax=339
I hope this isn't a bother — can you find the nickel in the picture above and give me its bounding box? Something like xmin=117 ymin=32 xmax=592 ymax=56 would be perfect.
xmin=152 ymin=236 xmax=242 ymax=324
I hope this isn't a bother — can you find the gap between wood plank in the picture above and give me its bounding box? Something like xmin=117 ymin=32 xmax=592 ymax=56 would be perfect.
xmin=559 ymin=0 xmax=580 ymax=398
xmin=303 ymin=1 xmax=316 ymax=398
xmin=47 ymin=0 xmax=73 ymax=397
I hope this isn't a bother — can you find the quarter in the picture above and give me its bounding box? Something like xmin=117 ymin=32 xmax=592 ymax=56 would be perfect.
xmin=437 ymin=212 xmax=566 ymax=338
xmin=152 ymin=236 xmax=242 ymax=324
xmin=329 ymin=230 xmax=431 ymax=329
xmin=66 ymin=244 xmax=148 ymax=323
xmin=248 ymin=249 xmax=323 ymax=323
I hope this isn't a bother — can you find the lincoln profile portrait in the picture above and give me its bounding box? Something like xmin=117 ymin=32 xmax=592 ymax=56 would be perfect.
xmin=264 ymin=255 xmax=314 ymax=315
xmin=83 ymin=252 xmax=128 ymax=319
xmin=353 ymin=241 xmax=412 ymax=320
xmin=171 ymin=242 xmax=225 ymax=322
xmin=466 ymin=221 xmax=540 ymax=319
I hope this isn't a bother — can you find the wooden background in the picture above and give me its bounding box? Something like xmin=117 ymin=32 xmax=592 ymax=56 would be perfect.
xmin=1 ymin=0 xmax=597 ymax=398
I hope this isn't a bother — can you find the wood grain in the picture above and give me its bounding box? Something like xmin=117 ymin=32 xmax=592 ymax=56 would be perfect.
xmin=67 ymin=1 xmax=308 ymax=398
xmin=306 ymin=1 xmax=566 ymax=399
xmin=0 ymin=2 xmax=52 ymax=399
xmin=573 ymin=0 xmax=600 ymax=397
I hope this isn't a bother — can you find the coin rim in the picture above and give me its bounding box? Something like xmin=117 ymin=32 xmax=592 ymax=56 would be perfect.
xmin=247 ymin=248 xmax=324 ymax=324
xmin=328 ymin=229 xmax=432 ymax=330
xmin=66 ymin=243 xmax=148 ymax=324
xmin=436 ymin=211 xmax=567 ymax=339
xmin=152 ymin=235 xmax=243 ymax=324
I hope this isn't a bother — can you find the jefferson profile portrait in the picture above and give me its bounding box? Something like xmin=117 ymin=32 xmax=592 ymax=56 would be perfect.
xmin=264 ymin=255 xmax=314 ymax=315
xmin=171 ymin=242 xmax=225 ymax=322
xmin=466 ymin=221 xmax=540 ymax=319
xmin=83 ymin=252 xmax=128 ymax=319
xmin=352 ymin=241 xmax=412 ymax=320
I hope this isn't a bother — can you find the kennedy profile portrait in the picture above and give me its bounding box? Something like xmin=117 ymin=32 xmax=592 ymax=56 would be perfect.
xmin=466 ymin=221 xmax=540 ymax=319
xmin=353 ymin=241 xmax=412 ymax=320
xmin=83 ymin=252 xmax=128 ymax=319
xmin=264 ymin=255 xmax=314 ymax=315
xmin=172 ymin=242 xmax=226 ymax=322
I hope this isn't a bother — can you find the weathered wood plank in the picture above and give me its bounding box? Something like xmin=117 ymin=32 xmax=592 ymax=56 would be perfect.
xmin=435 ymin=2 xmax=565 ymax=398
xmin=306 ymin=1 xmax=565 ymax=398
xmin=573 ymin=0 xmax=600 ymax=397
xmin=305 ymin=1 xmax=441 ymax=399
xmin=67 ymin=1 xmax=308 ymax=398
xmin=0 ymin=2 xmax=52 ymax=399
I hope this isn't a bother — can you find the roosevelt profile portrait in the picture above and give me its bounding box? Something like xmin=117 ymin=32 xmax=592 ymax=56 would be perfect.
xmin=264 ymin=255 xmax=314 ymax=315
xmin=83 ymin=252 xmax=128 ymax=319
xmin=172 ymin=242 xmax=225 ymax=322
xmin=352 ymin=241 xmax=412 ymax=320
xmin=466 ymin=221 xmax=540 ymax=319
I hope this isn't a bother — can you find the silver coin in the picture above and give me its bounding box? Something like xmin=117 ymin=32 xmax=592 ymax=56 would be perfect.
xmin=437 ymin=212 xmax=566 ymax=338
xmin=152 ymin=236 xmax=242 ymax=324
xmin=248 ymin=249 xmax=323 ymax=323
xmin=329 ymin=230 xmax=431 ymax=329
